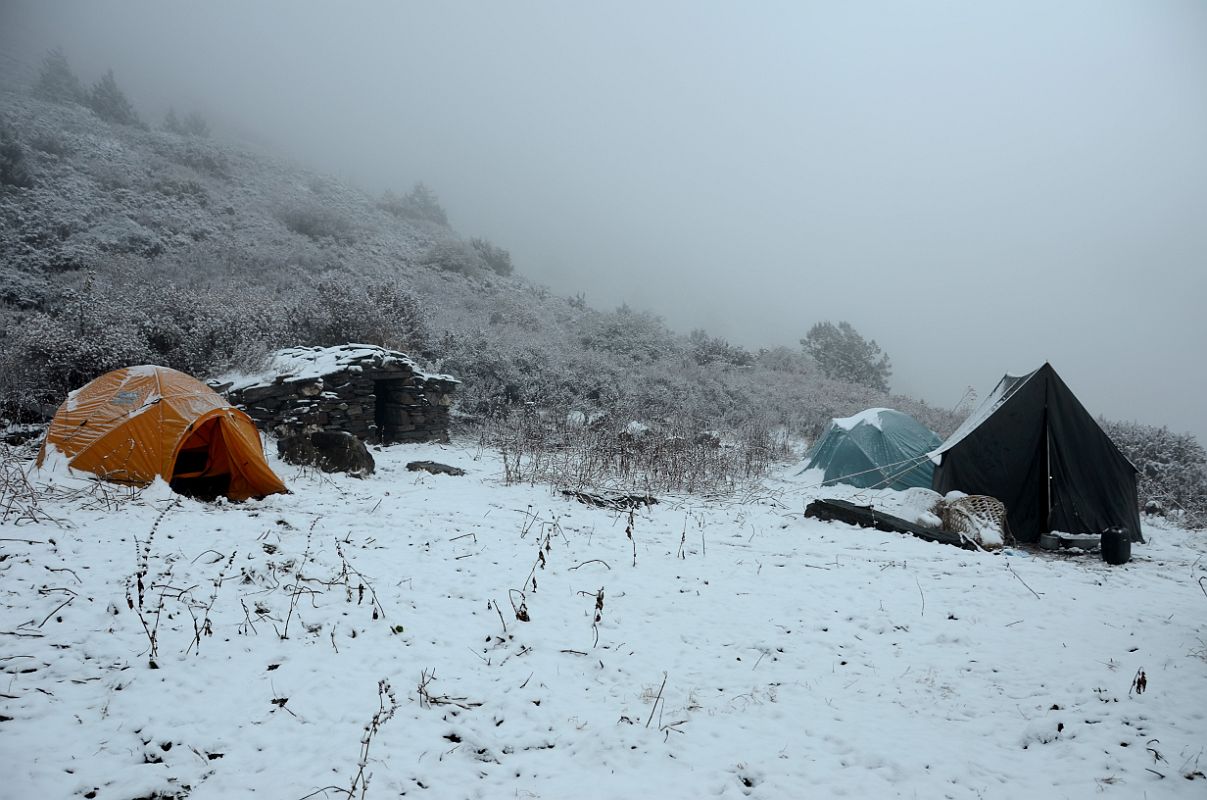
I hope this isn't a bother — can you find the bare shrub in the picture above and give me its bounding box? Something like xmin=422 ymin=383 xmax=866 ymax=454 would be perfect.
xmin=479 ymin=406 xmax=790 ymax=495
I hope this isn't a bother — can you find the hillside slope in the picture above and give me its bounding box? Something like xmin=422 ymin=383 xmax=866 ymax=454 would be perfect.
xmin=0 ymin=84 xmax=963 ymax=446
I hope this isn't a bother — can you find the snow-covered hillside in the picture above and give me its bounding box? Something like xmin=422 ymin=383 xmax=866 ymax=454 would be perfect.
xmin=2 ymin=441 xmax=1204 ymax=799
xmin=1 ymin=81 xmax=967 ymax=440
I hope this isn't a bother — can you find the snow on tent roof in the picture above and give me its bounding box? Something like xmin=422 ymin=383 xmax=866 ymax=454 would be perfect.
xmin=832 ymin=407 xmax=893 ymax=432
xmin=928 ymin=369 xmax=1038 ymax=464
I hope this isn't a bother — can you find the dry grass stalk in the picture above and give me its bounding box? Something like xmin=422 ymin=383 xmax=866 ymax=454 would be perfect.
xmin=280 ymin=518 xmax=319 ymax=640
xmin=346 ymin=679 xmax=399 ymax=800
xmin=186 ymin=550 xmax=237 ymax=655
xmin=417 ymin=668 xmax=482 ymax=710
xmin=480 ymin=409 xmax=791 ymax=495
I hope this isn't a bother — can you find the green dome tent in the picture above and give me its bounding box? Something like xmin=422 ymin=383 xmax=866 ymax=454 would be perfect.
xmin=801 ymin=408 xmax=942 ymax=490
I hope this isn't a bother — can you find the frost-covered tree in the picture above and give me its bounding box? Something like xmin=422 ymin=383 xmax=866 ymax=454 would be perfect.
xmin=379 ymin=182 xmax=449 ymax=226
xmin=87 ymin=70 xmax=141 ymax=126
xmin=34 ymin=48 xmax=85 ymax=104
xmin=801 ymin=320 xmax=891 ymax=392
xmin=163 ymin=107 xmax=183 ymax=134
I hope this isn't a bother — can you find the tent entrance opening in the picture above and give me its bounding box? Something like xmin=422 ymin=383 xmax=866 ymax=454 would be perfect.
xmin=170 ymin=417 xmax=232 ymax=500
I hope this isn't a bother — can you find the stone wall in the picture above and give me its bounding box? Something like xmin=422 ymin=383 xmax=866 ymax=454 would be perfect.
xmin=221 ymin=345 xmax=458 ymax=444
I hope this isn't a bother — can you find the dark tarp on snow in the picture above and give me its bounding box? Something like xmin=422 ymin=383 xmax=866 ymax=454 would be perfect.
xmin=802 ymin=408 xmax=943 ymax=491
xmin=930 ymin=363 xmax=1142 ymax=544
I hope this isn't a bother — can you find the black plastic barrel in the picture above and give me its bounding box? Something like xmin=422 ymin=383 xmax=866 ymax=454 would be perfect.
xmin=1101 ymin=527 xmax=1131 ymax=565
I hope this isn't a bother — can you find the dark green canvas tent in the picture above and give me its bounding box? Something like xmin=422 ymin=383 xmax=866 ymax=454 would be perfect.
xmin=802 ymin=408 xmax=942 ymax=490
xmin=931 ymin=363 xmax=1142 ymax=544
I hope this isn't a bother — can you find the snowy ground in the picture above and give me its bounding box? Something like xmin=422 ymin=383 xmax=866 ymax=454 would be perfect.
xmin=2 ymin=440 xmax=1205 ymax=799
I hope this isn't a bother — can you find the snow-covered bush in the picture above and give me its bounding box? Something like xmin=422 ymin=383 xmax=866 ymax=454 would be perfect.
xmin=87 ymin=216 xmax=164 ymax=257
xmin=0 ymin=119 xmax=33 ymax=188
xmin=282 ymin=276 xmax=429 ymax=355
xmin=755 ymin=345 xmax=816 ymax=376
xmin=1101 ymin=419 xmax=1207 ymax=529
xmin=580 ymin=305 xmax=683 ymax=364
xmin=470 ymin=237 xmax=513 ymax=276
xmin=689 ymin=329 xmax=754 ymax=367
xmin=0 ymin=306 xmax=151 ymax=414
xmin=420 ymin=239 xmax=488 ymax=276
xmin=438 ymin=330 xmax=555 ymax=415
xmin=130 ymin=282 xmax=282 ymax=375
xmin=279 ymin=204 xmax=354 ymax=242
xmin=153 ymin=169 xmax=209 ymax=206
xmin=169 ymin=144 xmax=230 ymax=179
xmin=0 ymin=270 xmax=51 ymax=310
xmin=28 ymin=130 xmax=72 ymax=157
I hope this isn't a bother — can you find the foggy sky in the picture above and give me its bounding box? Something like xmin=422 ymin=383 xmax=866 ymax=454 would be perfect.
xmin=6 ymin=1 xmax=1207 ymax=440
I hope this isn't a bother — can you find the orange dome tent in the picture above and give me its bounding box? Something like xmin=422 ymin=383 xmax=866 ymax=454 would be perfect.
xmin=37 ymin=365 xmax=287 ymax=501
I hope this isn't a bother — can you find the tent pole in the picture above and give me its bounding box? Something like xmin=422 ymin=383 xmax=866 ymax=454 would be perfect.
xmin=1043 ymin=410 xmax=1051 ymax=532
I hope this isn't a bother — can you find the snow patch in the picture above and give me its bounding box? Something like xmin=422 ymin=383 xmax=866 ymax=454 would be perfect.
xmin=832 ymin=407 xmax=892 ymax=431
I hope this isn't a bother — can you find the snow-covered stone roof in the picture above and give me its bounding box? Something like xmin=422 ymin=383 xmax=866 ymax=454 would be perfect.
xmin=221 ymin=344 xmax=458 ymax=392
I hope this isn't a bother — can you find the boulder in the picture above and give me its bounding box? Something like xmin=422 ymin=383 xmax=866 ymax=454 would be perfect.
xmin=278 ymin=431 xmax=375 ymax=477
xmin=406 ymin=460 xmax=465 ymax=477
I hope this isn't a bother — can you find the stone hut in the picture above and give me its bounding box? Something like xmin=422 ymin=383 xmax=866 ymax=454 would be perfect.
xmin=219 ymin=344 xmax=458 ymax=444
